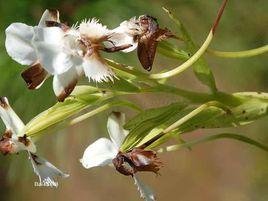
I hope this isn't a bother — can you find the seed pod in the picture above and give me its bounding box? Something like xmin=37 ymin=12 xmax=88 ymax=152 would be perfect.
xmin=113 ymin=148 xmax=162 ymax=176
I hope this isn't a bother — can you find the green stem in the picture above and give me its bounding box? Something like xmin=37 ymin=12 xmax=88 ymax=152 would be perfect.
xmin=149 ymin=31 xmax=214 ymax=79
xmin=107 ymin=59 xmax=242 ymax=106
xmin=149 ymin=0 xmax=228 ymax=80
xmin=145 ymin=84 xmax=243 ymax=106
xmin=207 ymin=45 xmax=268 ymax=58
xmin=68 ymin=100 xmax=141 ymax=126
xmin=158 ymin=133 xmax=268 ymax=153
xmin=106 ymin=59 xmax=217 ymax=104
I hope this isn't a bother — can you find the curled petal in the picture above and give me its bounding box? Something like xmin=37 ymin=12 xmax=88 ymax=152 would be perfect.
xmin=5 ymin=23 xmax=37 ymax=65
xmin=82 ymin=53 xmax=114 ymax=82
xmin=53 ymin=66 xmax=83 ymax=102
xmin=80 ymin=138 xmax=118 ymax=169
xmin=107 ymin=31 xmax=137 ymax=53
xmin=107 ymin=112 xmax=128 ymax=148
xmin=133 ymin=174 xmax=156 ymax=201
xmin=0 ymin=97 xmax=25 ymax=136
xmin=21 ymin=63 xmax=49 ymax=90
xmin=38 ymin=9 xmax=60 ymax=27
xmin=29 ymin=152 xmax=69 ymax=185
xmin=106 ymin=18 xmax=139 ymax=53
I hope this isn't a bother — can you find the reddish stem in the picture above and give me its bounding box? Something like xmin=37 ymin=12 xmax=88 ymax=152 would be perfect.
xmin=212 ymin=0 xmax=228 ymax=34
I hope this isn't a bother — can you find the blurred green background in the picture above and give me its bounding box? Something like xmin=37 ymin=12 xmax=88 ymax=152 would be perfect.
xmin=0 ymin=0 xmax=268 ymax=200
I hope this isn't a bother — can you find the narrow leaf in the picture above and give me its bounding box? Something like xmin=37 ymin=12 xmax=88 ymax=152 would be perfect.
xmin=25 ymin=88 xmax=105 ymax=136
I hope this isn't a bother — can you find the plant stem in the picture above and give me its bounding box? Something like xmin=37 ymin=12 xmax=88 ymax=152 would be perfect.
xmin=68 ymin=100 xmax=141 ymax=126
xmin=157 ymin=133 xmax=268 ymax=153
xmin=207 ymin=45 xmax=268 ymax=58
xmin=149 ymin=0 xmax=228 ymax=80
xmin=149 ymin=31 xmax=214 ymax=79
xmin=107 ymin=59 xmax=242 ymax=105
xmin=144 ymin=84 xmax=243 ymax=106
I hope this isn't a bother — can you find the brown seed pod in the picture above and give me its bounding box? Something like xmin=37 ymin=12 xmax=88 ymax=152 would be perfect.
xmin=137 ymin=15 xmax=174 ymax=71
xmin=113 ymin=148 xmax=162 ymax=176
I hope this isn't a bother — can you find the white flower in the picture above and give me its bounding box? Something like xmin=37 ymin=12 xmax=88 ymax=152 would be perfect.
xmin=80 ymin=112 xmax=156 ymax=201
xmin=32 ymin=26 xmax=84 ymax=101
xmin=32 ymin=18 xmax=118 ymax=101
xmin=5 ymin=9 xmax=59 ymax=89
xmin=106 ymin=17 xmax=139 ymax=53
xmin=108 ymin=15 xmax=173 ymax=71
xmin=6 ymin=11 xmax=133 ymax=101
xmin=0 ymin=97 xmax=68 ymax=185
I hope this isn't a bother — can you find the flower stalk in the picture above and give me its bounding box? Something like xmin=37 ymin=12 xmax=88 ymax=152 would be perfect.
xmin=207 ymin=45 xmax=268 ymax=58
xmin=149 ymin=0 xmax=228 ymax=80
xmin=158 ymin=133 xmax=268 ymax=153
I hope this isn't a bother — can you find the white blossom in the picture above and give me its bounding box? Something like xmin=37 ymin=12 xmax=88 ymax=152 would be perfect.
xmin=5 ymin=10 xmax=59 ymax=90
xmin=0 ymin=97 xmax=68 ymax=185
xmin=5 ymin=11 xmax=120 ymax=101
xmin=31 ymin=18 xmax=117 ymax=101
xmin=80 ymin=112 xmax=155 ymax=201
xmin=5 ymin=9 xmax=59 ymax=66
xmin=106 ymin=17 xmax=139 ymax=53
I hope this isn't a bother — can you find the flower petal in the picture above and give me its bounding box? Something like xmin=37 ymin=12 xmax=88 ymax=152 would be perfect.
xmin=106 ymin=18 xmax=139 ymax=53
xmin=133 ymin=174 xmax=156 ymax=201
xmin=82 ymin=53 xmax=114 ymax=82
xmin=38 ymin=9 xmax=60 ymax=27
xmin=33 ymin=26 xmax=63 ymax=45
xmin=29 ymin=152 xmax=69 ymax=185
xmin=79 ymin=18 xmax=109 ymax=40
xmin=107 ymin=112 xmax=128 ymax=148
xmin=53 ymin=65 xmax=83 ymax=102
xmin=21 ymin=63 xmax=49 ymax=90
xmin=107 ymin=31 xmax=137 ymax=53
xmin=33 ymin=27 xmax=74 ymax=75
xmin=5 ymin=23 xmax=37 ymax=65
xmin=0 ymin=97 xmax=25 ymax=136
xmin=80 ymin=138 xmax=118 ymax=169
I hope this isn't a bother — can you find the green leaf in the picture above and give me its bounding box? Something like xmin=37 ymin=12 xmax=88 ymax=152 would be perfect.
xmin=121 ymin=101 xmax=232 ymax=151
xmin=30 ymin=100 xmax=141 ymax=138
xmin=145 ymin=105 xmax=227 ymax=149
xmin=158 ymin=41 xmax=190 ymax=61
xmin=25 ymin=89 xmax=105 ymax=136
xmin=196 ymin=98 xmax=268 ymax=129
xmin=121 ymin=102 xmax=187 ymax=151
xmin=163 ymin=7 xmax=217 ymax=93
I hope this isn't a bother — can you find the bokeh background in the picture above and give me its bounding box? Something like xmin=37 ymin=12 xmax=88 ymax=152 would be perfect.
xmin=0 ymin=0 xmax=268 ymax=200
